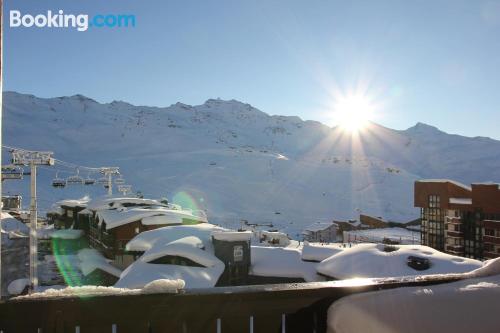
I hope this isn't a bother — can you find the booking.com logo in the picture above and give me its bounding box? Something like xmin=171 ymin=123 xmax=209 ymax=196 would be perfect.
xmin=9 ymin=10 xmax=136 ymax=32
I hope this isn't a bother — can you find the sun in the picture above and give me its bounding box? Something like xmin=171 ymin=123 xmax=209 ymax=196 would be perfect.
xmin=334 ymin=94 xmax=374 ymax=132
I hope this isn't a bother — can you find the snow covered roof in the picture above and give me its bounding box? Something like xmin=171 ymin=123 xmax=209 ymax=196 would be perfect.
xmin=449 ymin=197 xmax=472 ymax=205
xmin=250 ymin=246 xmax=324 ymax=282
xmin=141 ymin=236 xmax=218 ymax=268
xmin=304 ymin=221 xmax=338 ymax=232
xmin=126 ymin=223 xmax=228 ymax=252
xmin=317 ymin=243 xmax=482 ymax=279
xmin=56 ymin=198 xmax=89 ymax=208
xmin=301 ymin=243 xmax=344 ymax=262
xmin=96 ymin=206 xmax=207 ymax=230
xmin=212 ymin=230 xmax=252 ymax=242
xmin=86 ymin=197 xmax=163 ymax=212
xmin=116 ymin=236 xmax=224 ymax=289
xmin=328 ymin=258 xmax=500 ymax=333
xmin=416 ymin=179 xmax=472 ymax=191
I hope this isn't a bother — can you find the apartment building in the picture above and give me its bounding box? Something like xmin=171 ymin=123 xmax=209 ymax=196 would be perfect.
xmin=415 ymin=179 xmax=500 ymax=260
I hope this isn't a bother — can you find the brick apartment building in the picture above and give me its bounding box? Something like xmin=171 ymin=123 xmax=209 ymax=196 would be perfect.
xmin=415 ymin=179 xmax=500 ymax=260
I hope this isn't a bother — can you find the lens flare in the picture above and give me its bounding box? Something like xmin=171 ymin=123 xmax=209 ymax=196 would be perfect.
xmin=334 ymin=94 xmax=374 ymax=132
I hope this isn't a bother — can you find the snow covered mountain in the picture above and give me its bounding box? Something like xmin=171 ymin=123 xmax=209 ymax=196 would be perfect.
xmin=3 ymin=91 xmax=500 ymax=237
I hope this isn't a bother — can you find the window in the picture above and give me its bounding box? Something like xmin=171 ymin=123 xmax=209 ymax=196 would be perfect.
xmin=485 ymin=229 xmax=495 ymax=236
xmin=429 ymin=195 xmax=440 ymax=208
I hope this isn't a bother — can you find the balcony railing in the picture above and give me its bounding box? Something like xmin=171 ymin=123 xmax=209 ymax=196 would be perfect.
xmin=0 ymin=275 xmax=463 ymax=333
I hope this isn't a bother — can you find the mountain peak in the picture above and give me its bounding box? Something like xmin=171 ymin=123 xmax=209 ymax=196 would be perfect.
xmin=405 ymin=122 xmax=442 ymax=134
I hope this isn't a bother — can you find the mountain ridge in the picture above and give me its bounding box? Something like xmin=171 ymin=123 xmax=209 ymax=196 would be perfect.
xmin=3 ymin=91 xmax=500 ymax=236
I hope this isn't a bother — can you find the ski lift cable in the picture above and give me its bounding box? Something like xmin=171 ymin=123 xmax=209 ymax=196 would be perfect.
xmin=3 ymin=145 xmax=130 ymax=187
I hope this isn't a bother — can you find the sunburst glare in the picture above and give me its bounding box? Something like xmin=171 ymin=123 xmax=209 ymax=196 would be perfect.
xmin=333 ymin=93 xmax=374 ymax=132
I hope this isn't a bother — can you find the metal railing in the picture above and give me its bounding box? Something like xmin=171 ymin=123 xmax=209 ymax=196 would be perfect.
xmin=0 ymin=275 xmax=462 ymax=333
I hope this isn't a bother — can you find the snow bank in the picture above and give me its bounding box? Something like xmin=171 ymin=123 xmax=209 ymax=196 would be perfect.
xmin=301 ymin=242 xmax=344 ymax=262
xmin=317 ymin=244 xmax=481 ymax=279
xmin=78 ymin=248 xmax=122 ymax=277
xmin=1 ymin=212 xmax=29 ymax=234
xmin=14 ymin=279 xmax=184 ymax=300
xmin=250 ymin=246 xmax=324 ymax=282
xmin=142 ymin=279 xmax=186 ymax=294
xmin=115 ymin=259 xmax=223 ymax=289
xmin=327 ymin=273 xmax=500 ymax=333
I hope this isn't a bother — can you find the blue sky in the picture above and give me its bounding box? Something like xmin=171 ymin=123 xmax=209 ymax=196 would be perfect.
xmin=4 ymin=0 xmax=500 ymax=138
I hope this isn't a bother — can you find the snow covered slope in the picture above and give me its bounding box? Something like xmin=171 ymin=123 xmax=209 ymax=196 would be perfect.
xmin=3 ymin=92 xmax=500 ymax=236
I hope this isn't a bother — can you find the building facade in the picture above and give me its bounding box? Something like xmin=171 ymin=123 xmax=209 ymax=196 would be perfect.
xmin=302 ymin=222 xmax=339 ymax=243
xmin=415 ymin=180 xmax=500 ymax=260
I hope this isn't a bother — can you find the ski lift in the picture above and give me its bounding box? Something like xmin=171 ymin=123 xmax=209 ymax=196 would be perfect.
xmin=1 ymin=165 xmax=24 ymax=181
xmin=114 ymin=176 xmax=125 ymax=185
xmin=84 ymin=173 xmax=96 ymax=185
xmin=52 ymin=172 xmax=66 ymax=188
xmin=66 ymin=169 xmax=84 ymax=185
xmin=97 ymin=177 xmax=108 ymax=185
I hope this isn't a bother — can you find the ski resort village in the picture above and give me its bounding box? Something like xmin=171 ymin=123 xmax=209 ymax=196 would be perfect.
xmin=2 ymin=93 xmax=500 ymax=332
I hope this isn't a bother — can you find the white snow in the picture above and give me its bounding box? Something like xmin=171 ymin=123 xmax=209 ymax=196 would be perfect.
xmin=250 ymin=246 xmax=324 ymax=282
xmin=117 ymin=232 xmax=225 ymax=289
xmin=342 ymin=227 xmax=420 ymax=245
xmin=7 ymin=278 xmax=30 ymax=295
xmin=142 ymin=214 xmax=182 ymax=226
xmin=56 ymin=198 xmax=89 ymax=208
xmin=14 ymin=279 xmax=185 ymax=299
xmin=317 ymin=244 xmax=481 ymax=279
xmin=77 ymin=249 xmax=122 ymax=277
xmin=86 ymin=197 xmax=163 ymax=212
xmin=327 ymin=271 xmax=500 ymax=333
xmin=301 ymin=242 xmax=344 ymax=262
xmin=212 ymin=230 xmax=252 ymax=242
xmin=96 ymin=206 xmax=206 ymax=230
xmin=1 ymin=212 xmax=29 ymax=242
xmin=141 ymin=236 xmax=218 ymax=268
xmin=126 ymin=223 xmax=227 ymax=252
xmin=416 ymin=179 xmax=472 ymax=191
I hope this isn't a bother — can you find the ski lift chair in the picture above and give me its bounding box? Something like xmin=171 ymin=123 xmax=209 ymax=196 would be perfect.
xmin=2 ymin=165 xmax=24 ymax=180
xmin=66 ymin=169 xmax=84 ymax=185
xmin=84 ymin=173 xmax=96 ymax=185
xmin=52 ymin=172 xmax=66 ymax=188
xmin=114 ymin=176 xmax=125 ymax=185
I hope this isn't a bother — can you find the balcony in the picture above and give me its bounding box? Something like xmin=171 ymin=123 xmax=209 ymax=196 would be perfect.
xmin=0 ymin=276 xmax=462 ymax=333
xmin=445 ymin=217 xmax=461 ymax=224
xmin=446 ymin=245 xmax=464 ymax=254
